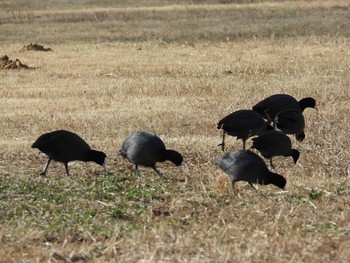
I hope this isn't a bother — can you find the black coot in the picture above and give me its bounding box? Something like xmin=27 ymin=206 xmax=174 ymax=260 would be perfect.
xmin=251 ymin=130 xmax=300 ymax=168
xmin=214 ymin=150 xmax=286 ymax=193
xmin=217 ymin=110 xmax=272 ymax=151
xmin=253 ymin=94 xmax=316 ymax=121
xmin=119 ymin=131 xmax=183 ymax=176
xmin=32 ymin=130 xmax=106 ymax=176
xmin=274 ymin=109 xmax=305 ymax=142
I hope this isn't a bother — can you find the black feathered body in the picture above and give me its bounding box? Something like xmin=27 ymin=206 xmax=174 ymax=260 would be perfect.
xmin=252 ymin=94 xmax=302 ymax=121
xmin=214 ymin=150 xmax=286 ymax=189
xmin=217 ymin=110 xmax=269 ymax=141
xmin=274 ymin=109 xmax=305 ymax=141
xmin=252 ymin=94 xmax=318 ymax=122
xmin=32 ymin=130 xmax=106 ymax=176
xmin=252 ymin=130 xmax=293 ymax=159
xmin=32 ymin=130 xmax=95 ymax=163
xmin=251 ymin=130 xmax=300 ymax=165
xmin=120 ymin=131 xmax=168 ymax=167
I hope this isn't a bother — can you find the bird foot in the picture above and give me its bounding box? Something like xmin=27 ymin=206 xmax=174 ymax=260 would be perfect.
xmin=217 ymin=143 xmax=225 ymax=152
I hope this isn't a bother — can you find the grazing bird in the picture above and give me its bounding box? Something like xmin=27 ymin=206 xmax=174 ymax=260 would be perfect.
xmin=274 ymin=109 xmax=305 ymax=142
xmin=119 ymin=131 xmax=183 ymax=176
xmin=251 ymin=130 xmax=300 ymax=168
xmin=217 ymin=109 xmax=272 ymax=151
xmin=214 ymin=150 xmax=286 ymax=193
xmin=252 ymin=94 xmax=317 ymax=122
xmin=32 ymin=130 xmax=107 ymax=176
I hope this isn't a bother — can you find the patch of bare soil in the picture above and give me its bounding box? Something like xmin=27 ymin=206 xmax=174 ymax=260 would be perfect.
xmin=0 ymin=55 xmax=34 ymax=69
xmin=20 ymin=42 xmax=52 ymax=52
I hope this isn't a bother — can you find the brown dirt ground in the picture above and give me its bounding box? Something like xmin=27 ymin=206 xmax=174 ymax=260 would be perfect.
xmin=0 ymin=55 xmax=33 ymax=69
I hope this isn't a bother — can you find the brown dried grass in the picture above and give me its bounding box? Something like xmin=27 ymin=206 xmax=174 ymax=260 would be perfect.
xmin=0 ymin=0 xmax=350 ymax=262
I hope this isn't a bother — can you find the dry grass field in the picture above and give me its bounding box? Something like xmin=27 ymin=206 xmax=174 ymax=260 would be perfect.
xmin=0 ymin=0 xmax=350 ymax=262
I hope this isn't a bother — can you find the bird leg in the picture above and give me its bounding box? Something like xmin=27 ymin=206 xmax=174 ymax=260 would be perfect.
xmin=248 ymin=182 xmax=257 ymax=192
xmin=152 ymin=166 xmax=164 ymax=178
xmin=269 ymin=158 xmax=275 ymax=169
xmin=231 ymin=181 xmax=238 ymax=195
xmin=64 ymin=163 xmax=70 ymax=176
xmin=232 ymin=182 xmax=244 ymax=198
xmin=218 ymin=132 xmax=226 ymax=152
xmin=134 ymin=165 xmax=141 ymax=177
xmin=177 ymin=165 xmax=183 ymax=175
xmin=40 ymin=158 xmax=51 ymax=176
xmin=243 ymin=129 xmax=254 ymax=150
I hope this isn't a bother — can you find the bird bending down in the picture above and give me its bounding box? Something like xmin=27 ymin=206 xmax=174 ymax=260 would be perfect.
xmin=32 ymin=130 xmax=107 ymax=176
xmin=119 ymin=131 xmax=183 ymax=177
xmin=217 ymin=110 xmax=272 ymax=151
xmin=251 ymin=130 xmax=300 ymax=168
xmin=214 ymin=150 xmax=286 ymax=194
xmin=252 ymin=94 xmax=317 ymax=122
xmin=274 ymin=109 xmax=306 ymax=142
